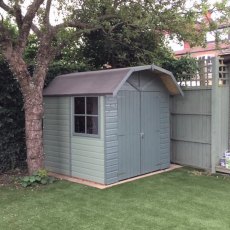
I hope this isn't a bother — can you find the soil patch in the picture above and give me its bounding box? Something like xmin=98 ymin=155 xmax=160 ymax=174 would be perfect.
xmin=0 ymin=169 xmax=27 ymax=187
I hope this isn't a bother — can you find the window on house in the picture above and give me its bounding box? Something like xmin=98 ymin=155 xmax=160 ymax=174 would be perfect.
xmin=74 ymin=97 xmax=99 ymax=135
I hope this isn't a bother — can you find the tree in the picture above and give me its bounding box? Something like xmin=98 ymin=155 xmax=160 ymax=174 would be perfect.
xmin=78 ymin=24 xmax=173 ymax=68
xmin=0 ymin=0 xmax=228 ymax=174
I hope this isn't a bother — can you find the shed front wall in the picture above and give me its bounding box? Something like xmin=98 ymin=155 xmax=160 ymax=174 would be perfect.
xmin=71 ymin=96 xmax=105 ymax=184
xmin=43 ymin=97 xmax=71 ymax=175
xmin=44 ymin=96 xmax=105 ymax=184
xmin=105 ymin=72 xmax=170 ymax=184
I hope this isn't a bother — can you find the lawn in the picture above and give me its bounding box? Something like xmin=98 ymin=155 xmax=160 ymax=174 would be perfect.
xmin=1 ymin=168 xmax=230 ymax=230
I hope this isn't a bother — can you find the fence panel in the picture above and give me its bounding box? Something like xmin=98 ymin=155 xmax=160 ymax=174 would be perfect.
xmin=171 ymin=57 xmax=230 ymax=171
xmin=171 ymin=88 xmax=212 ymax=170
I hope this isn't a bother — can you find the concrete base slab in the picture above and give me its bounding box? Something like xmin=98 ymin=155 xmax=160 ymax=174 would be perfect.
xmin=49 ymin=164 xmax=182 ymax=189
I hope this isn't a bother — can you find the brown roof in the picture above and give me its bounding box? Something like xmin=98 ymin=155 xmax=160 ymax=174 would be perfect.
xmin=175 ymin=42 xmax=230 ymax=56
xmin=43 ymin=65 xmax=183 ymax=96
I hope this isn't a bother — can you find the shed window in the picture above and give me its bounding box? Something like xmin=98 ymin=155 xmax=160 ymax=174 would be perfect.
xmin=74 ymin=97 xmax=99 ymax=135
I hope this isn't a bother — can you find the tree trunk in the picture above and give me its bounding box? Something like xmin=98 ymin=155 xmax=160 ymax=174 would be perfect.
xmin=24 ymin=92 xmax=44 ymax=175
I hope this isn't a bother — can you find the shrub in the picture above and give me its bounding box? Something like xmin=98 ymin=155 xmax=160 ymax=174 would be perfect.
xmin=20 ymin=169 xmax=56 ymax=187
xmin=162 ymin=55 xmax=198 ymax=81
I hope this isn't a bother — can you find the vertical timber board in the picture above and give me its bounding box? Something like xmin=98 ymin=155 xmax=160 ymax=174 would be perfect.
xmin=140 ymin=92 xmax=161 ymax=173
xmin=117 ymin=90 xmax=141 ymax=181
xmin=139 ymin=71 xmax=171 ymax=170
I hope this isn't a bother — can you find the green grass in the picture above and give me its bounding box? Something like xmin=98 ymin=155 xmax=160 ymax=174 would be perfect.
xmin=1 ymin=168 xmax=230 ymax=230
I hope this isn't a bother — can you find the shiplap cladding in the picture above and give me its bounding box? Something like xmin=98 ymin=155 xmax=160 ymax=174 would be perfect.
xmin=43 ymin=97 xmax=71 ymax=175
xmin=171 ymin=88 xmax=212 ymax=169
xmin=44 ymin=96 xmax=105 ymax=183
xmin=71 ymin=96 xmax=105 ymax=184
xmin=104 ymin=95 xmax=119 ymax=184
xmin=159 ymin=93 xmax=170 ymax=169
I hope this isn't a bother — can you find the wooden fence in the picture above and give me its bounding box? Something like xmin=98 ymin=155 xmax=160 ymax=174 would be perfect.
xmin=171 ymin=57 xmax=230 ymax=172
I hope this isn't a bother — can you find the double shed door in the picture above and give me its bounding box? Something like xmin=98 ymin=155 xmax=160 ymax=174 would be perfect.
xmin=117 ymin=90 xmax=160 ymax=181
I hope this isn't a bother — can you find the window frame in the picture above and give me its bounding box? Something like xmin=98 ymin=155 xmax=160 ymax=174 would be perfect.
xmin=72 ymin=96 xmax=100 ymax=138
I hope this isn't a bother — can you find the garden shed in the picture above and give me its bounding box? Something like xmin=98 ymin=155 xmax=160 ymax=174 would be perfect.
xmin=43 ymin=65 xmax=183 ymax=185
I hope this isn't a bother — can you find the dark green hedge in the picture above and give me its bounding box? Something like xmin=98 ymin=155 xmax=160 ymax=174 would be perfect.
xmin=0 ymin=60 xmax=85 ymax=173
xmin=0 ymin=60 xmax=26 ymax=172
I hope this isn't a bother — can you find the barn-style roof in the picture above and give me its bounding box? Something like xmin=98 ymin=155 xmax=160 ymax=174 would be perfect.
xmin=43 ymin=64 xmax=183 ymax=96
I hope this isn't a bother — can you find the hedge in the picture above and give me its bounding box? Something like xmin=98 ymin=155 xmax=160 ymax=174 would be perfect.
xmin=0 ymin=60 xmax=85 ymax=173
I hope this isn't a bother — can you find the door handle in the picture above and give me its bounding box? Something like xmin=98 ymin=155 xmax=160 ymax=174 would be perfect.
xmin=140 ymin=132 xmax=144 ymax=139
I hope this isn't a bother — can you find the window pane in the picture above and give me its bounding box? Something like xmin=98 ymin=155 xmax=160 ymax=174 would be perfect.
xmin=75 ymin=97 xmax=85 ymax=114
xmin=75 ymin=116 xmax=85 ymax=133
xmin=87 ymin=116 xmax=98 ymax=135
xmin=87 ymin=97 xmax=98 ymax=115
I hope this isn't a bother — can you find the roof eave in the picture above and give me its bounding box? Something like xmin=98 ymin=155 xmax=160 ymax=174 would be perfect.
xmin=112 ymin=65 xmax=152 ymax=96
xmin=152 ymin=65 xmax=184 ymax=96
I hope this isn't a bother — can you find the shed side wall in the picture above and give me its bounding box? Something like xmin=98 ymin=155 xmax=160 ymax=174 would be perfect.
xmin=159 ymin=93 xmax=170 ymax=169
xmin=104 ymin=95 xmax=119 ymax=184
xmin=71 ymin=96 xmax=105 ymax=184
xmin=43 ymin=97 xmax=71 ymax=175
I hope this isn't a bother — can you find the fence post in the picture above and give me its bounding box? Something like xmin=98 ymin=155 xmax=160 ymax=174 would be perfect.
xmin=198 ymin=58 xmax=205 ymax=86
xmin=211 ymin=57 xmax=219 ymax=173
xmin=227 ymin=64 xmax=230 ymax=150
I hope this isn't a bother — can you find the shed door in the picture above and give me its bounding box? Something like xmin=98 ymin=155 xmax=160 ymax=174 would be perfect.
xmin=117 ymin=91 xmax=141 ymax=180
xmin=117 ymin=91 xmax=161 ymax=181
xmin=140 ymin=92 xmax=160 ymax=174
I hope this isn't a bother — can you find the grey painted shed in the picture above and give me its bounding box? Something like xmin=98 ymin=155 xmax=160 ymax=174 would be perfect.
xmin=43 ymin=65 xmax=183 ymax=184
